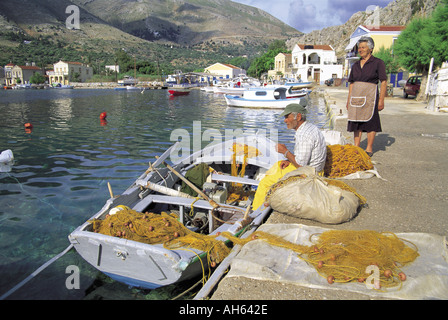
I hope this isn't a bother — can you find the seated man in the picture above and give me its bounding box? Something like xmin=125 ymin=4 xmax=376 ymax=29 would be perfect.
xmin=252 ymin=102 xmax=327 ymax=210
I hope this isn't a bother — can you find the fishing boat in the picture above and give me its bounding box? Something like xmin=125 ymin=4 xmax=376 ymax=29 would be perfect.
xmin=169 ymin=88 xmax=191 ymax=96
xmin=213 ymin=78 xmax=261 ymax=96
xmin=51 ymin=83 xmax=74 ymax=89
xmin=68 ymin=134 xmax=281 ymax=289
xmin=224 ymin=86 xmax=309 ymax=109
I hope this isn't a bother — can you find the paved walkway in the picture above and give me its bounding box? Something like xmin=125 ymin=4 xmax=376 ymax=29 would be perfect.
xmin=210 ymin=86 xmax=448 ymax=300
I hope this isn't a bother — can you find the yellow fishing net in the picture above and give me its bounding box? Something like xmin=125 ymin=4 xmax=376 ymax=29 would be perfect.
xmin=90 ymin=206 xmax=231 ymax=263
xmin=324 ymin=144 xmax=374 ymax=178
xmin=222 ymin=229 xmax=419 ymax=289
xmin=91 ymin=207 xmax=419 ymax=290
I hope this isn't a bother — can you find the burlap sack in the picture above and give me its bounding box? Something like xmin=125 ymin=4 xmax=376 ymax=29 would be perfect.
xmin=267 ymin=167 xmax=359 ymax=224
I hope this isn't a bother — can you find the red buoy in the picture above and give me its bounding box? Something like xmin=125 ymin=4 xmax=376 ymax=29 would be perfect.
xmin=99 ymin=112 xmax=107 ymax=120
xmin=24 ymin=123 xmax=33 ymax=134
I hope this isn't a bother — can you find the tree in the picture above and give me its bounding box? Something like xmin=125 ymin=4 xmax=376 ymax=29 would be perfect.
xmin=393 ymin=0 xmax=448 ymax=100
xmin=375 ymin=46 xmax=400 ymax=74
xmin=393 ymin=17 xmax=433 ymax=74
xmin=424 ymin=0 xmax=448 ymax=67
xmin=247 ymin=40 xmax=290 ymax=78
xmin=29 ymin=72 xmax=46 ymax=84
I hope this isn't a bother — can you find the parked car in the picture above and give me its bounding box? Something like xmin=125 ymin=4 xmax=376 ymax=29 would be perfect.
xmin=325 ymin=78 xmax=334 ymax=86
xmin=403 ymin=75 xmax=422 ymax=98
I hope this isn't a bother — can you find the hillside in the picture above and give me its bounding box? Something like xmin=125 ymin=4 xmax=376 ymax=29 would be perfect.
xmin=70 ymin=0 xmax=301 ymax=45
xmin=287 ymin=0 xmax=441 ymax=58
xmin=0 ymin=0 xmax=302 ymax=71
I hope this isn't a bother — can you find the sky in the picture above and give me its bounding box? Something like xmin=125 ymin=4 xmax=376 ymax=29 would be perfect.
xmin=232 ymin=0 xmax=395 ymax=33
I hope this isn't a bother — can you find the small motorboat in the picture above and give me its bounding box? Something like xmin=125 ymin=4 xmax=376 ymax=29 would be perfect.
xmin=225 ymin=86 xmax=309 ymax=109
xmin=68 ymin=133 xmax=282 ymax=289
xmin=169 ymin=88 xmax=191 ymax=96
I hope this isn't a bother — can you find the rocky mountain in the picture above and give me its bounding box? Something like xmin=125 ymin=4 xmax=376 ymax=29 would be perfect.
xmin=287 ymin=0 xmax=441 ymax=58
xmin=69 ymin=0 xmax=301 ymax=45
xmin=0 ymin=0 xmax=301 ymax=50
xmin=0 ymin=0 xmax=302 ymax=70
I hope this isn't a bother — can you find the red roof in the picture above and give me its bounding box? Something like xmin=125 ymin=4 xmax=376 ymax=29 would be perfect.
xmin=362 ymin=25 xmax=406 ymax=32
xmin=221 ymin=63 xmax=241 ymax=69
xmin=296 ymin=44 xmax=333 ymax=51
xmin=17 ymin=65 xmax=42 ymax=70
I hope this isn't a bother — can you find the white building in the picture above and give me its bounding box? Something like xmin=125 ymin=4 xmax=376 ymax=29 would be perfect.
xmin=48 ymin=60 xmax=93 ymax=85
xmin=204 ymin=63 xmax=246 ymax=80
xmin=291 ymin=44 xmax=343 ymax=84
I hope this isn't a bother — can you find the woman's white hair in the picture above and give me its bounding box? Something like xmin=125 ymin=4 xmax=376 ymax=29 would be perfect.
xmin=358 ymin=36 xmax=375 ymax=51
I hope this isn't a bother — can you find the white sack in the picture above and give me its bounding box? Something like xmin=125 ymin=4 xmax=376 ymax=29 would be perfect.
xmin=267 ymin=167 xmax=359 ymax=224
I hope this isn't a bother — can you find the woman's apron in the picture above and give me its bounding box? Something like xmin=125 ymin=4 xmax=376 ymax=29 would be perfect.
xmin=347 ymin=81 xmax=377 ymax=122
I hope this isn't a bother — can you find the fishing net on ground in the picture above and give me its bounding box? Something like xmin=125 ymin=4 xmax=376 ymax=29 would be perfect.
xmin=90 ymin=206 xmax=231 ymax=263
xmin=221 ymin=228 xmax=420 ymax=290
xmin=324 ymin=144 xmax=374 ymax=178
xmin=90 ymin=207 xmax=421 ymax=291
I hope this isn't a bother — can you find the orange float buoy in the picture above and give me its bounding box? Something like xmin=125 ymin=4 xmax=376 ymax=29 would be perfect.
xmin=24 ymin=123 xmax=33 ymax=133
xmin=99 ymin=112 xmax=107 ymax=120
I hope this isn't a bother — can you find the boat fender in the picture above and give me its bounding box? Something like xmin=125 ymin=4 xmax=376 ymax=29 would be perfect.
xmin=109 ymin=205 xmax=129 ymax=215
xmin=0 ymin=149 xmax=14 ymax=164
xmin=99 ymin=112 xmax=107 ymax=120
xmin=0 ymin=149 xmax=14 ymax=173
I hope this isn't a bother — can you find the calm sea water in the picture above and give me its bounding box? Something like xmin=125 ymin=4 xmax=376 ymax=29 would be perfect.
xmin=0 ymin=88 xmax=330 ymax=300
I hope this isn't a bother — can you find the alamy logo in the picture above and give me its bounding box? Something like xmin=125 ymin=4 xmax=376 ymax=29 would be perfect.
xmin=65 ymin=265 xmax=80 ymax=290
xmin=66 ymin=5 xmax=80 ymax=30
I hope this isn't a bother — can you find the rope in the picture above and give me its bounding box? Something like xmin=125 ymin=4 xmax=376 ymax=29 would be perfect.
xmin=0 ymin=244 xmax=74 ymax=300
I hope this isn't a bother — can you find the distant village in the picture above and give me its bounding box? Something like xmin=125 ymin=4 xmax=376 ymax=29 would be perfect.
xmin=0 ymin=25 xmax=412 ymax=89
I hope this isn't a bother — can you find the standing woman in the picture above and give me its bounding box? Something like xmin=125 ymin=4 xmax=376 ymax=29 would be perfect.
xmin=346 ymin=36 xmax=387 ymax=157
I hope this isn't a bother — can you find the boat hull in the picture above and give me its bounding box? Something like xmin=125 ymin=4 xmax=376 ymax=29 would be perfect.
xmin=225 ymin=95 xmax=307 ymax=109
xmin=169 ymin=89 xmax=190 ymax=96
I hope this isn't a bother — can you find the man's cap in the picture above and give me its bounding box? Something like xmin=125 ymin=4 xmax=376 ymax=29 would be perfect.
xmin=280 ymin=101 xmax=308 ymax=117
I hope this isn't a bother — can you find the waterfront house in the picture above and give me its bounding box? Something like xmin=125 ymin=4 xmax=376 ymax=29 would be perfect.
xmin=344 ymin=25 xmax=405 ymax=78
xmin=48 ymin=60 xmax=93 ymax=85
xmin=4 ymin=63 xmax=15 ymax=86
xmin=6 ymin=63 xmax=44 ymax=85
xmin=289 ymin=44 xmax=343 ymax=84
xmin=267 ymin=53 xmax=293 ymax=82
xmin=204 ymin=63 xmax=246 ymax=80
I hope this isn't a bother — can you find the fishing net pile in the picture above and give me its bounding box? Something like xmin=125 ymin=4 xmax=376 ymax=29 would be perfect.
xmin=324 ymin=144 xmax=374 ymax=178
xmin=223 ymin=229 xmax=419 ymax=289
xmin=90 ymin=206 xmax=231 ymax=263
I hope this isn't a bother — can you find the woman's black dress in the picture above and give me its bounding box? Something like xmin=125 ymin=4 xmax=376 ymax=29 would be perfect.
xmin=347 ymin=56 xmax=387 ymax=133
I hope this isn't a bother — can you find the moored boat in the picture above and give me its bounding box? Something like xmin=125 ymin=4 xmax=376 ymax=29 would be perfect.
xmin=225 ymin=86 xmax=309 ymax=109
xmin=169 ymin=88 xmax=191 ymax=96
xmin=68 ymin=134 xmax=281 ymax=289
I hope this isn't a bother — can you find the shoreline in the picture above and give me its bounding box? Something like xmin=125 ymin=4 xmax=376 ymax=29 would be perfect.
xmin=209 ymin=86 xmax=448 ymax=300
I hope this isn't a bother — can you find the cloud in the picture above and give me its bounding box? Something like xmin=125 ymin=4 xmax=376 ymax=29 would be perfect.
xmin=287 ymin=0 xmax=319 ymax=33
xmin=325 ymin=0 xmax=392 ymax=23
xmin=231 ymin=0 xmax=395 ymax=34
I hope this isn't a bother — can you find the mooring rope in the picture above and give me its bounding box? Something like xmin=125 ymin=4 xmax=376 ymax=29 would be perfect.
xmin=0 ymin=244 xmax=74 ymax=300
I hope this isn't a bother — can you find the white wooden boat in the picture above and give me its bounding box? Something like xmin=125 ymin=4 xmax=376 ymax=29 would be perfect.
xmin=68 ymin=134 xmax=281 ymax=289
xmin=213 ymin=77 xmax=261 ymax=96
xmin=225 ymin=86 xmax=309 ymax=109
